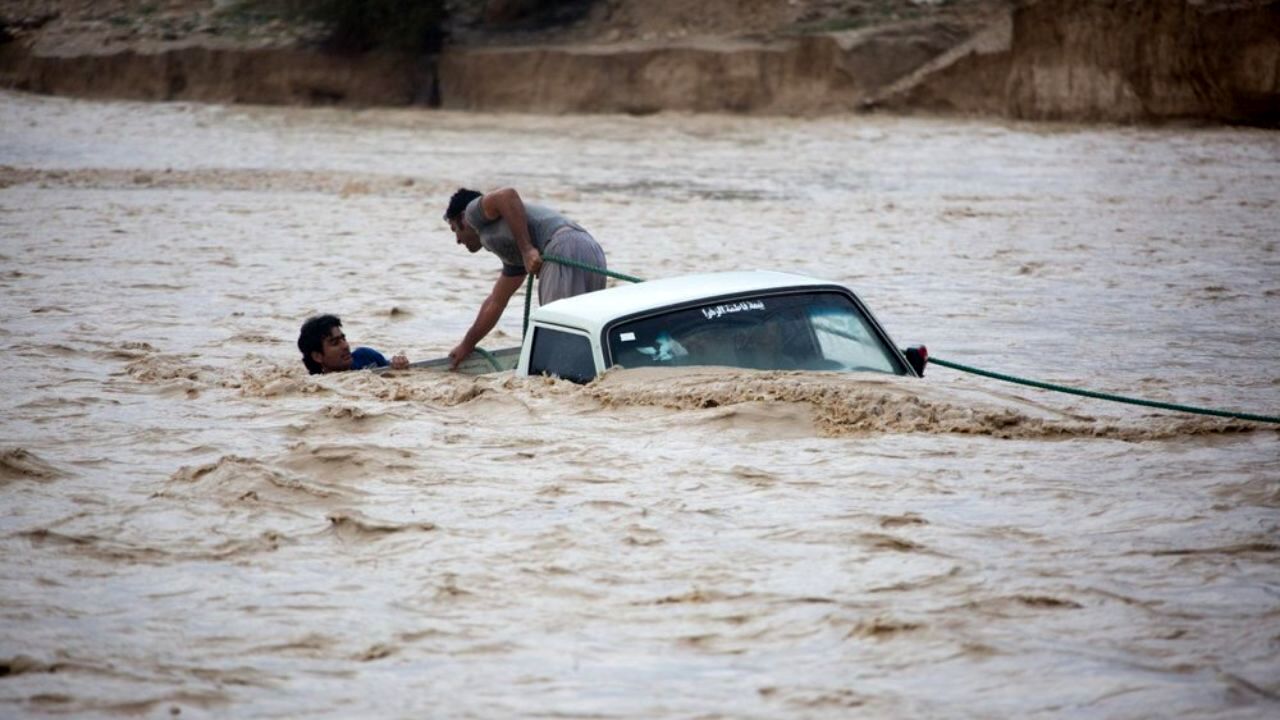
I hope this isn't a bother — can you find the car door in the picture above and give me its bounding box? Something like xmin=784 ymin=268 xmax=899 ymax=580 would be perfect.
xmin=523 ymin=324 xmax=600 ymax=384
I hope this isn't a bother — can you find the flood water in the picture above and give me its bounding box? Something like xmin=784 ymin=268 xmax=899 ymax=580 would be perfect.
xmin=1 ymin=90 xmax=1278 ymax=718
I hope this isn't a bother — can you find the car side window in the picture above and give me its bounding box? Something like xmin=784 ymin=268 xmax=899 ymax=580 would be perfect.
xmin=528 ymin=327 xmax=596 ymax=384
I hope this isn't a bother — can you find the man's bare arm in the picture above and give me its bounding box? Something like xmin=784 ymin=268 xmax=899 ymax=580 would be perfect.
xmin=481 ymin=187 xmax=542 ymax=276
xmin=449 ymin=272 xmax=526 ymax=370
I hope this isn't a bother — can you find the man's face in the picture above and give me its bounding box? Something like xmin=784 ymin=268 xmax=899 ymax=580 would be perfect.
xmin=449 ymin=217 xmax=482 ymax=253
xmin=311 ymin=326 xmax=352 ymax=373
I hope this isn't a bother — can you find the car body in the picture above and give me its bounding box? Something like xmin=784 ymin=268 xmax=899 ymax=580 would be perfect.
xmin=511 ymin=270 xmax=921 ymax=383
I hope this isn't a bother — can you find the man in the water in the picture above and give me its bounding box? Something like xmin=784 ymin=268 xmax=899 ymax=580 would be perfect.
xmin=297 ymin=314 xmax=408 ymax=374
xmin=443 ymin=187 xmax=607 ymax=370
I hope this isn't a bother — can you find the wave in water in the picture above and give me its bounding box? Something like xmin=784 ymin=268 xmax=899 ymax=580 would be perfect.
xmin=186 ymin=361 xmax=1276 ymax=442
xmin=0 ymin=448 xmax=66 ymax=485
xmin=583 ymin=367 xmax=1270 ymax=440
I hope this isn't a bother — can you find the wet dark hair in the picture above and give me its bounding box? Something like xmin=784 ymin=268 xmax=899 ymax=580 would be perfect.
xmin=298 ymin=314 xmax=342 ymax=375
xmin=444 ymin=187 xmax=482 ymax=222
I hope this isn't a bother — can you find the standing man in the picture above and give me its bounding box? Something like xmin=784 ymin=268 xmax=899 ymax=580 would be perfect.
xmin=443 ymin=187 xmax=607 ymax=370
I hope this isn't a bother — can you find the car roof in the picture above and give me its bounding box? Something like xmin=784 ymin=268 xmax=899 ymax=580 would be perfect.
xmin=530 ymin=270 xmax=845 ymax=334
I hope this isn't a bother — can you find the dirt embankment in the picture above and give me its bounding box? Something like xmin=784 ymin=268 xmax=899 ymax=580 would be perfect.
xmin=1 ymin=0 xmax=1276 ymax=125
xmin=1002 ymin=0 xmax=1280 ymax=125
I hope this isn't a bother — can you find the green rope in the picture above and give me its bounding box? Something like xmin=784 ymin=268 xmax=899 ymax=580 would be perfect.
xmin=929 ymin=356 xmax=1280 ymax=425
xmin=472 ymin=346 xmax=505 ymax=373
xmin=527 ymin=254 xmax=1278 ymax=424
xmin=542 ymin=253 xmax=645 ymax=284
xmin=521 ymin=255 xmax=640 ymax=341
xmin=521 ymin=272 xmax=534 ymax=339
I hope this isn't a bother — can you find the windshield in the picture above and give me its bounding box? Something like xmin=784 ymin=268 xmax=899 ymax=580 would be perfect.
xmin=606 ymin=291 xmax=906 ymax=375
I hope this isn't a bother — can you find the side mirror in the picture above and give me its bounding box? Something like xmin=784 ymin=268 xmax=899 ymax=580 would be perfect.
xmin=903 ymin=345 xmax=928 ymax=377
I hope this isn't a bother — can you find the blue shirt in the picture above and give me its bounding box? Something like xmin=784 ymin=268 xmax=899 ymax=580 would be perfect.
xmin=351 ymin=347 xmax=389 ymax=370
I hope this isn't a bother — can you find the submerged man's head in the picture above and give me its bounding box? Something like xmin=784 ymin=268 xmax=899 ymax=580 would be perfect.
xmin=444 ymin=187 xmax=483 ymax=253
xmin=297 ymin=314 xmax=352 ymax=374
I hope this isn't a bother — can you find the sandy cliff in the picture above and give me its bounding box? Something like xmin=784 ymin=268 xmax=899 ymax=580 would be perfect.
xmin=441 ymin=0 xmax=1280 ymax=125
xmin=0 ymin=44 xmax=430 ymax=105
xmin=0 ymin=0 xmax=1276 ymax=125
xmin=437 ymin=25 xmax=971 ymax=115
xmin=1004 ymin=0 xmax=1279 ymax=125
xmin=867 ymin=0 xmax=1280 ymax=125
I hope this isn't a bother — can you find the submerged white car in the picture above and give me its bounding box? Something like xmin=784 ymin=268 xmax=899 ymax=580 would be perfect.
xmin=431 ymin=271 xmax=926 ymax=382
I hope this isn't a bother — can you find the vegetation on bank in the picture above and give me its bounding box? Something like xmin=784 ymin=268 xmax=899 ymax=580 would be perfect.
xmin=223 ymin=0 xmax=447 ymax=53
xmin=788 ymin=0 xmax=963 ymax=34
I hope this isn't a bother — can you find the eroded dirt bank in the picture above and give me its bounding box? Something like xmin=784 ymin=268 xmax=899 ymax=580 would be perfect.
xmin=0 ymin=0 xmax=1277 ymax=124
xmin=436 ymin=26 xmax=969 ymax=115
xmin=1002 ymin=0 xmax=1280 ymax=125
xmin=0 ymin=44 xmax=431 ymax=105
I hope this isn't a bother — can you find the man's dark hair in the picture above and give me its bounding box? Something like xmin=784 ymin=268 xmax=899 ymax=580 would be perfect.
xmin=444 ymin=188 xmax=482 ymax=222
xmin=298 ymin=314 xmax=342 ymax=375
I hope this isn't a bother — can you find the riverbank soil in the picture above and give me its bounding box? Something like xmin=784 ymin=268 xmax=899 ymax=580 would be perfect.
xmin=0 ymin=1 xmax=1277 ymax=123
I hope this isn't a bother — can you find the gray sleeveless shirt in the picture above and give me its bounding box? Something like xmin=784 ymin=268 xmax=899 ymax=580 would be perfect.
xmin=465 ymin=198 xmax=585 ymax=276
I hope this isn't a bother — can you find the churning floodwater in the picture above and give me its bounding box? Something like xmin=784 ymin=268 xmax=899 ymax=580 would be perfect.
xmin=1 ymin=90 xmax=1277 ymax=718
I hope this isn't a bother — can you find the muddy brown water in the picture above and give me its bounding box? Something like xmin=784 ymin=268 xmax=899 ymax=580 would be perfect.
xmin=1 ymin=91 xmax=1278 ymax=718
